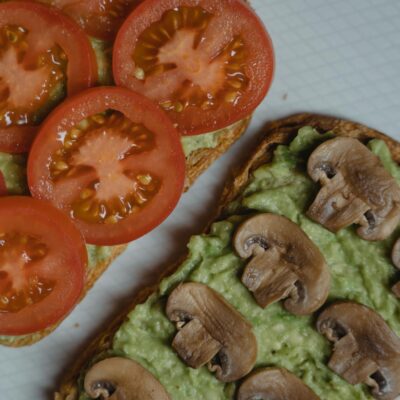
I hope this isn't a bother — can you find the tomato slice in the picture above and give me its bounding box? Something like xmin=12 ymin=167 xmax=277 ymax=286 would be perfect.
xmin=0 ymin=170 xmax=6 ymax=195
xmin=113 ymin=0 xmax=274 ymax=135
xmin=0 ymin=196 xmax=87 ymax=336
xmin=43 ymin=0 xmax=143 ymax=41
xmin=0 ymin=1 xmax=98 ymax=154
xmin=28 ymin=86 xmax=185 ymax=246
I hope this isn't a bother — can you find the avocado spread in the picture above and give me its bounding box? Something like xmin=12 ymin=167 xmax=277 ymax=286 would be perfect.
xmin=77 ymin=127 xmax=400 ymax=400
xmin=181 ymin=120 xmax=243 ymax=157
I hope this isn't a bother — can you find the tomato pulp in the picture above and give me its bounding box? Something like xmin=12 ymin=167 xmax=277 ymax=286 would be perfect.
xmin=28 ymin=87 xmax=185 ymax=246
xmin=0 ymin=196 xmax=87 ymax=335
xmin=114 ymin=0 xmax=274 ymax=135
xmin=46 ymin=0 xmax=143 ymax=41
xmin=0 ymin=1 xmax=97 ymax=153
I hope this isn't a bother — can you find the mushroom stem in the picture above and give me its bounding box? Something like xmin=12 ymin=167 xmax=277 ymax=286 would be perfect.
xmin=317 ymin=302 xmax=400 ymax=400
xmin=234 ymin=213 xmax=330 ymax=315
xmin=172 ymin=318 xmax=222 ymax=368
xmin=307 ymin=137 xmax=400 ymax=241
xmin=166 ymin=282 xmax=257 ymax=382
xmin=242 ymin=247 xmax=298 ymax=308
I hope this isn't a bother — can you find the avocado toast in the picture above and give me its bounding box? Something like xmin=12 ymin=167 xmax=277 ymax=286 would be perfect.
xmin=55 ymin=113 xmax=400 ymax=400
xmin=0 ymin=116 xmax=250 ymax=348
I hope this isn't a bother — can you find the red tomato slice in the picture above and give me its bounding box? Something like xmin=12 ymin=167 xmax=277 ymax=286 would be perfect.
xmin=0 ymin=170 xmax=6 ymax=195
xmin=44 ymin=0 xmax=143 ymax=41
xmin=113 ymin=0 xmax=274 ymax=136
xmin=0 ymin=1 xmax=98 ymax=154
xmin=28 ymin=87 xmax=185 ymax=246
xmin=0 ymin=196 xmax=87 ymax=336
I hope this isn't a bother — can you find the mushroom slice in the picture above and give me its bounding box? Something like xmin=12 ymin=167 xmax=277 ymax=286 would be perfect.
xmin=166 ymin=282 xmax=257 ymax=382
xmin=84 ymin=357 xmax=170 ymax=400
xmin=233 ymin=213 xmax=330 ymax=315
xmin=237 ymin=367 xmax=320 ymax=400
xmin=391 ymin=238 xmax=400 ymax=298
xmin=317 ymin=302 xmax=400 ymax=400
xmin=307 ymin=137 xmax=400 ymax=241
xmin=392 ymin=282 xmax=400 ymax=298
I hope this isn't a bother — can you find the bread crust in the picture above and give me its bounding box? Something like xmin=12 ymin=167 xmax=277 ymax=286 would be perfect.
xmin=1 ymin=118 xmax=250 ymax=348
xmin=56 ymin=113 xmax=400 ymax=399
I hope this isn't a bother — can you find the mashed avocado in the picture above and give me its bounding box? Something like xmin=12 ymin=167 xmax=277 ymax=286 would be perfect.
xmin=90 ymin=38 xmax=113 ymax=86
xmin=182 ymin=120 xmax=243 ymax=157
xmin=0 ymin=152 xmax=27 ymax=194
xmin=97 ymin=127 xmax=400 ymax=400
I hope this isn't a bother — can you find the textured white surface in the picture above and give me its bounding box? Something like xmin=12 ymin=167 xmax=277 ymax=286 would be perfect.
xmin=1 ymin=0 xmax=400 ymax=399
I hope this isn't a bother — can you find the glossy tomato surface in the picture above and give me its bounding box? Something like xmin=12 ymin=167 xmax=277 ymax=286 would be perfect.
xmin=0 ymin=170 xmax=6 ymax=195
xmin=45 ymin=0 xmax=143 ymax=41
xmin=0 ymin=1 xmax=97 ymax=153
xmin=0 ymin=196 xmax=87 ymax=335
xmin=113 ymin=0 xmax=274 ymax=135
xmin=28 ymin=86 xmax=185 ymax=246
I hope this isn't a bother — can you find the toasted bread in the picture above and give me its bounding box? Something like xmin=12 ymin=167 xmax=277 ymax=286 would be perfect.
xmin=0 ymin=116 xmax=251 ymax=348
xmin=55 ymin=113 xmax=400 ymax=399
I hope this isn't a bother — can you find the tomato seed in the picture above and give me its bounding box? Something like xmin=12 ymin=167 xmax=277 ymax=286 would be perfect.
xmin=0 ymin=232 xmax=52 ymax=313
xmin=132 ymin=7 xmax=249 ymax=115
xmin=134 ymin=67 xmax=145 ymax=80
xmin=51 ymin=111 xmax=161 ymax=224
xmin=91 ymin=114 xmax=106 ymax=125
xmin=0 ymin=25 xmax=67 ymax=128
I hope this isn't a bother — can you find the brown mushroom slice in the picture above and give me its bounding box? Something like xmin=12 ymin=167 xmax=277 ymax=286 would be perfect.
xmin=84 ymin=357 xmax=170 ymax=400
xmin=307 ymin=137 xmax=400 ymax=241
xmin=392 ymin=282 xmax=400 ymax=298
xmin=166 ymin=282 xmax=257 ymax=382
xmin=237 ymin=367 xmax=320 ymax=400
xmin=233 ymin=213 xmax=330 ymax=315
xmin=391 ymin=238 xmax=400 ymax=298
xmin=317 ymin=302 xmax=400 ymax=400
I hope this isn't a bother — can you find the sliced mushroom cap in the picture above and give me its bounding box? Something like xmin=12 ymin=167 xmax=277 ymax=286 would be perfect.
xmin=166 ymin=282 xmax=257 ymax=382
xmin=233 ymin=213 xmax=330 ymax=315
xmin=391 ymin=238 xmax=400 ymax=298
xmin=84 ymin=357 xmax=170 ymax=400
xmin=317 ymin=302 xmax=400 ymax=400
xmin=307 ymin=137 xmax=400 ymax=241
xmin=237 ymin=367 xmax=320 ymax=400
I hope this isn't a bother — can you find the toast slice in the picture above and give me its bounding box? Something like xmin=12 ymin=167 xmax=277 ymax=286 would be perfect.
xmin=56 ymin=113 xmax=400 ymax=399
xmin=0 ymin=116 xmax=251 ymax=348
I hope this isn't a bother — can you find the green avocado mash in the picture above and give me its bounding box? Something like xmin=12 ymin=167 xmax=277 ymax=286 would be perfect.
xmin=181 ymin=120 xmax=243 ymax=157
xmin=90 ymin=38 xmax=113 ymax=86
xmin=77 ymin=127 xmax=400 ymax=400
xmin=0 ymin=153 xmax=27 ymax=194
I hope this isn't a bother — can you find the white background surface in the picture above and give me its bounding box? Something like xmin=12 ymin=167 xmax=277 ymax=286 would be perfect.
xmin=1 ymin=0 xmax=400 ymax=399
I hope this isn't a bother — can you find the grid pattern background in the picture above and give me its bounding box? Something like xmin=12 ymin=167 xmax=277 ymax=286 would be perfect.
xmin=1 ymin=0 xmax=400 ymax=399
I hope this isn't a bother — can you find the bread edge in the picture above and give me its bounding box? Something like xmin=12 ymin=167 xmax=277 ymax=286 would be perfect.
xmin=1 ymin=117 xmax=250 ymax=348
xmin=55 ymin=112 xmax=400 ymax=399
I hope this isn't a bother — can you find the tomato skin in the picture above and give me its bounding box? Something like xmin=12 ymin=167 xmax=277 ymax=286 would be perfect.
xmin=0 ymin=170 xmax=6 ymax=196
xmin=113 ymin=0 xmax=274 ymax=136
xmin=0 ymin=1 xmax=98 ymax=154
xmin=0 ymin=125 xmax=37 ymax=154
xmin=45 ymin=0 xmax=143 ymax=41
xmin=0 ymin=196 xmax=87 ymax=336
xmin=28 ymin=86 xmax=186 ymax=246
